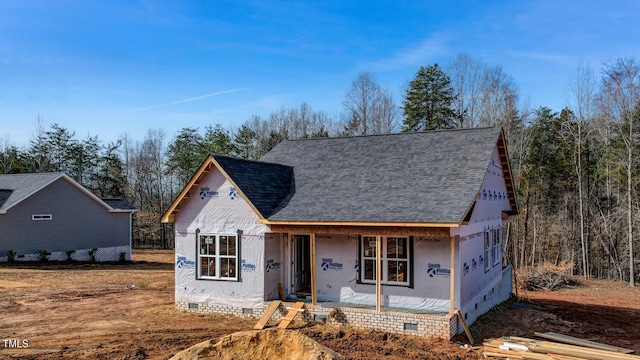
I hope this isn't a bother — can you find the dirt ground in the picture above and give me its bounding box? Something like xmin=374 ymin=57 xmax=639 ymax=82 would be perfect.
xmin=0 ymin=250 xmax=638 ymax=359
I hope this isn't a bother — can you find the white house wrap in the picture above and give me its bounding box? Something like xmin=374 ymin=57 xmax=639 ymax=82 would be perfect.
xmin=173 ymin=171 xmax=269 ymax=308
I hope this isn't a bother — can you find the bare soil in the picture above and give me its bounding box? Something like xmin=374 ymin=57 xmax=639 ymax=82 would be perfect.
xmin=0 ymin=250 xmax=638 ymax=359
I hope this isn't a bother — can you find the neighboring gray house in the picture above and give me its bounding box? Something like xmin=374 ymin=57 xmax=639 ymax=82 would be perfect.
xmin=0 ymin=172 xmax=136 ymax=262
xmin=162 ymin=127 xmax=517 ymax=339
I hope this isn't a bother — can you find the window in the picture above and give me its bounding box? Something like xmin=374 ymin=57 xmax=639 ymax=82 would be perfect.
xmin=32 ymin=214 xmax=52 ymax=220
xmin=198 ymin=234 xmax=238 ymax=280
xmin=492 ymin=228 xmax=502 ymax=267
xmin=360 ymin=235 xmax=411 ymax=286
xmin=484 ymin=230 xmax=491 ymax=272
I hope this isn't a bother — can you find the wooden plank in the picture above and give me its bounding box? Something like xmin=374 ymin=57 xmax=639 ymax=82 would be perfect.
xmin=530 ymin=342 xmax=640 ymax=360
xmin=455 ymin=310 xmax=474 ymax=345
xmin=269 ymin=224 xmax=452 ymax=237
xmin=507 ymin=336 xmax=539 ymax=346
xmin=277 ymin=282 xmax=286 ymax=301
xmin=520 ymin=353 xmax=557 ymax=360
xmin=310 ymin=234 xmax=317 ymax=306
xmin=277 ymin=302 xmax=305 ymax=329
xmin=547 ymin=355 xmax=587 ymax=360
xmin=253 ymin=300 xmax=281 ymax=330
xmin=482 ymin=351 xmax=524 ymax=359
xmin=265 ymin=220 xmax=458 ymax=228
xmin=376 ymin=235 xmax=382 ymax=312
xmin=449 ymin=237 xmax=456 ymax=315
xmin=534 ymin=332 xmax=635 ymax=354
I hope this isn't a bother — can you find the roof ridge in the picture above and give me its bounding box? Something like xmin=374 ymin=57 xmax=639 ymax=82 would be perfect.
xmin=0 ymin=172 xmax=64 ymax=177
xmin=212 ymin=154 xmax=293 ymax=168
xmin=280 ymin=126 xmax=499 ymax=142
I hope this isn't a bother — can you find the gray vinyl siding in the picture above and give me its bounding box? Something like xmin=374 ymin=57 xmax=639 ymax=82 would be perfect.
xmin=0 ymin=178 xmax=130 ymax=255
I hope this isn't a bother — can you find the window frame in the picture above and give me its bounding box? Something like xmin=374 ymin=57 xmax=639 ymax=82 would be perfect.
xmin=492 ymin=227 xmax=501 ymax=267
xmin=197 ymin=233 xmax=238 ymax=281
xmin=484 ymin=229 xmax=491 ymax=272
xmin=359 ymin=235 xmax=412 ymax=287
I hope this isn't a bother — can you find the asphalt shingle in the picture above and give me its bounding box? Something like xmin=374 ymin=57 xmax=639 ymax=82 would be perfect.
xmin=257 ymin=127 xmax=504 ymax=224
xmin=213 ymin=155 xmax=294 ymax=218
xmin=0 ymin=173 xmax=63 ymax=212
xmin=102 ymin=198 xmax=137 ymax=211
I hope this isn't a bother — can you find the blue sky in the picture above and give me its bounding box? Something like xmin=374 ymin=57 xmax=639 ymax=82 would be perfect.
xmin=1 ymin=0 xmax=639 ymax=147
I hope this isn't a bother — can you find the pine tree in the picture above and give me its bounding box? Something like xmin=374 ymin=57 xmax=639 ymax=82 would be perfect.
xmin=401 ymin=64 xmax=459 ymax=131
xmin=233 ymin=124 xmax=257 ymax=159
xmin=165 ymin=127 xmax=203 ymax=185
xmin=198 ymin=124 xmax=237 ymax=158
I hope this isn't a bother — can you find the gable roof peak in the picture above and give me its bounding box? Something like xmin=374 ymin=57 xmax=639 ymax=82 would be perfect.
xmin=0 ymin=172 xmax=135 ymax=214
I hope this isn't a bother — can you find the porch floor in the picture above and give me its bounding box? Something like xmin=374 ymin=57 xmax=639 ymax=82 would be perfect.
xmin=281 ymin=296 xmax=448 ymax=316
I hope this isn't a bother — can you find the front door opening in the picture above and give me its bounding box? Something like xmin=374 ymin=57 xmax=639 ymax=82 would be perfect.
xmin=291 ymin=235 xmax=311 ymax=294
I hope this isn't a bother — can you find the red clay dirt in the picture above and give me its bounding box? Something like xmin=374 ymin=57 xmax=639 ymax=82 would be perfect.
xmin=467 ymin=279 xmax=640 ymax=353
xmin=0 ymin=250 xmax=638 ymax=359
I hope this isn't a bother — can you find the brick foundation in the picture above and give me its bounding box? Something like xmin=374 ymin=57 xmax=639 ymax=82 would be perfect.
xmin=177 ymin=300 xmax=456 ymax=339
xmin=176 ymin=266 xmax=513 ymax=340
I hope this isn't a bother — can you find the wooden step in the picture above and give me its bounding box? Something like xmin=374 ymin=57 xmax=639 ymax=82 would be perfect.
xmin=253 ymin=300 xmax=281 ymax=330
xmin=277 ymin=302 xmax=305 ymax=329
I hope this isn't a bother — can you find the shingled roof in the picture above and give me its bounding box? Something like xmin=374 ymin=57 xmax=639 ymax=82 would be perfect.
xmin=101 ymin=198 xmax=137 ymax=211
xmin=259 ymin=127 xmax=509 ymax=224
xmin=162 ymin=127 xmax=516 ymax=225
xmin=0 ymin=173 xmax=136 ymax=214
xmin=212 ymin=155 xmax=294 ymax=218
xmin=0 ymin=173 xmax=64 ymax=212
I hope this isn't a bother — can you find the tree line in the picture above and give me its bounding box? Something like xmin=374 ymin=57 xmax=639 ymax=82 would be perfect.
xmin=1 ymin=54 xmax=639 ymax=286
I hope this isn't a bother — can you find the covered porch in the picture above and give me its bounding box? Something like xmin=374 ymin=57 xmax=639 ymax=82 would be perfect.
xmin=264 ymin=224 xmax=461 ymax=316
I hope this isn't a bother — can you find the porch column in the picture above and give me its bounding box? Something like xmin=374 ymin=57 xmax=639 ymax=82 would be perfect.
xmin=376 ymin=235 xmax=382 ymax=312
xmin=449 ymin=236 xmax=457 ymax=315
xmin=310 ymin=233 xmax=317 ymax=305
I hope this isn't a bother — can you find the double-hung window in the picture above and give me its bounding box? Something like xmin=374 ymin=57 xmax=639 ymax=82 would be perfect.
xmin=492 ymin=228 xmax=502 ymax=267
xmin=484 ymin=230 xmax=491 ymax=272
xmin=198 ymin=234 xmax=238 ymax=280
xmin=360 ymin=235 xmax=411 ymax=286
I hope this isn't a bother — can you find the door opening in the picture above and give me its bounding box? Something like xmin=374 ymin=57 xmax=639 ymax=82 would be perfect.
xmin=291 ymin=235 xmax=311 ymax=294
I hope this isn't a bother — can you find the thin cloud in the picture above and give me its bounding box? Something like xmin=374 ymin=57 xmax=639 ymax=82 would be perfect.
xmin=126 ymin=87 xmax=249 ymax=112
xmin=364 ymin=32 xmax=452 ymax=72
xmin=510 ymin=51 xmax=576 ymax=67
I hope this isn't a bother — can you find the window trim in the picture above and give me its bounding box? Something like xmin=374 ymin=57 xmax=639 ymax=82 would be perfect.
xmin=484 ymin=229 xmax=491 ymax=272
xmin=197 ymin=233 xmax=238 ymax=281
xmin=32 ymin=214 xmax=52 ymax=221
xmin=492 ymin=228 xmax=501 ymax=267
xmin=359 ymin=235 xmax=412 ymax=287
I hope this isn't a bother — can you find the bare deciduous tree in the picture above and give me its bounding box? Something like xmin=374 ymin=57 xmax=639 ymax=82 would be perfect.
xmin=569 ymin=60 xmax=596 ymax=279
xmin=447 ymin=53 xmax=484 ymax=128
xmin=343 ymin=72 xmax=399 ymax=135
xmin=597 ymin=57 xmax=640 ymax=286
xmin=446 ymin=54 xmax=519 ymax=129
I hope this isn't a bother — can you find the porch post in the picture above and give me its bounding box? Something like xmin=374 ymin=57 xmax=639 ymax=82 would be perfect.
xmin=449 ymin=236 xmax=456 ymax=315
xmin=376 ymin=235 xmax=382 ymax=312
xmin=310 ymin=233 xmax=317 ymax=305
